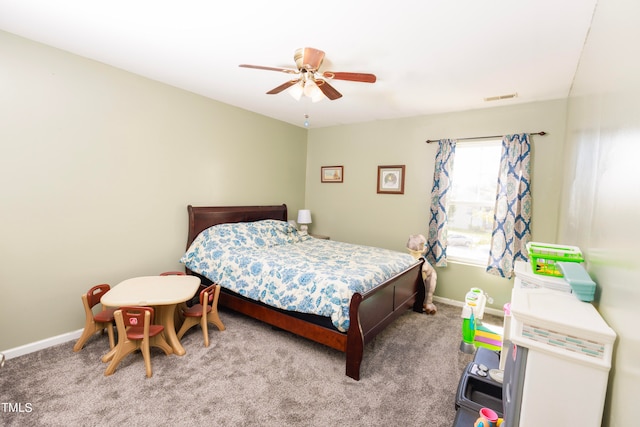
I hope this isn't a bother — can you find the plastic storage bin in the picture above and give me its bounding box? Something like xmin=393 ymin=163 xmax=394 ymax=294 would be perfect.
xmin=514 ymin=261 xmax=572 ymax=293
xmin=526 ymin=242 xmax=584 ymax=277
xmin=556 ymin=261 xmax=596 ymax=302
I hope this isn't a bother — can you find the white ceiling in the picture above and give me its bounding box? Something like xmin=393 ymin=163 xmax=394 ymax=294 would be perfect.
xmin=0 ymin=0 xmax=597 ymax=128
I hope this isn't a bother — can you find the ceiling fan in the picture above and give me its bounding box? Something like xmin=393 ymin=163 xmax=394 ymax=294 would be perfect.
xmin=239 ymin=47 xmax=376 ymax=101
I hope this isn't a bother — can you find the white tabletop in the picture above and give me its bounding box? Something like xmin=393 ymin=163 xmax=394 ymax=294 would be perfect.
xmin=101 ymin=275 xmax=201 ymax=307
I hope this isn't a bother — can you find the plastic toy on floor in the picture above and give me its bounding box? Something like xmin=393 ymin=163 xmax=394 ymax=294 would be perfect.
xmin=460 ymin=304 xmax=476 ymax=353
xmin=460 ymin=288 xmax=503 ymax=354
xmin=474 ymin=323 xmax=503 ymax=352
xmin=474 ymin=407 xmax=503 ymax=427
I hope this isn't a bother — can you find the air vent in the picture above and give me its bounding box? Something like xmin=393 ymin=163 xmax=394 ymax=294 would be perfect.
xmin=484 ymin=93 xmax=518 ymax=102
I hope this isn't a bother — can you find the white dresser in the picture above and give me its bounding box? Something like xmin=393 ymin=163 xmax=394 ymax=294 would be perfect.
xmin=503 ymin=282 xmax=616 ymax=427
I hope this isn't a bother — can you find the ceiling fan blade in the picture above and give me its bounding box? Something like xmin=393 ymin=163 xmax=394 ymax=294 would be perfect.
xmin=266 ymin=80 xmax=299 ymax=95
xmin=316 ymin=79 xmax=342 ymax=100
xmin=239 ymin=64 xmax=298 ymax=75
xmin=295 ymin=47 xmax=325 ymax=71
xmin=322 ymin=71 xmax=377 ymax=83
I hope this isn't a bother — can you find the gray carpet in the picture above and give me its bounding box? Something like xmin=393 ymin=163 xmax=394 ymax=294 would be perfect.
xmin=0 ymin=303 xmax=492 ymax=426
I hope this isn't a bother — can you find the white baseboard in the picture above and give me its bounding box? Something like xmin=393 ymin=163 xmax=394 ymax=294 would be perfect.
xmin=2 ymin=329 xmax=83 ymax=360
xmin=433 ymin=296 xmax=505 ymax=318
xmin=1 ymin=297 xmax=502 ymax=360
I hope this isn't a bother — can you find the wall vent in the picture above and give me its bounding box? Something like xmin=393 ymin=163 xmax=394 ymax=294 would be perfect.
xmin=484 ymin=93 xmax=518 ymax=102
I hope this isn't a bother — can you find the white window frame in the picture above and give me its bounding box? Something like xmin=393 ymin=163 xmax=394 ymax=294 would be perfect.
xmin=446 ymin=139 xmax=502 ymax=266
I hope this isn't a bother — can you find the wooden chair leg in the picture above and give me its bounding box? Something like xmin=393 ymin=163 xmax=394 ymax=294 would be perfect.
xmin=101 ymin=346 xmax=116 ymax=363
xmin=106 ymin=323 xmax=115 ymax=349
xmin=150 ymin=332 xmax=174 ymax=356
xmin=141 ymin=333 xmax=173 ymax=378
xmin=74 ymin=320 xmax=114 ymax=352
xmin=201 ymin=314 xmax=209 ymax=347
xmin=176 ymin=317 xmax=199 ymax=340
xmin=73 ymin=321 xmax=98 ymax=352
xmin=104 ymin=341 xmax=138 ymax=376
xmin=207 ymin=285 xmax=226 ymax=331
xmin=206 ymin=309 xmax=226 ymax=332
xmin=141 ymin=337 xmax=153 ymax=378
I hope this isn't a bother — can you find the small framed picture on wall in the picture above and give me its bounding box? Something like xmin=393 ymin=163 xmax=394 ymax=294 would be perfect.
xmin=377 ymin=165 xmax=405 ymax=194
xmin=321 ymin=166 xmax=344 ymax=183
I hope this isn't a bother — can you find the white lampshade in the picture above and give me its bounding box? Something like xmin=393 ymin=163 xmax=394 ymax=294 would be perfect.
xmin=297 ymin=209 xmax=312 ymax=224
xmin=297 ymin=210 xmax=311 ymax=234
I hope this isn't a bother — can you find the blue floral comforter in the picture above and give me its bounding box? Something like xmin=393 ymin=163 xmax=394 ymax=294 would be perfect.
xmin=180 ymin=220 xmax=418 ymax=332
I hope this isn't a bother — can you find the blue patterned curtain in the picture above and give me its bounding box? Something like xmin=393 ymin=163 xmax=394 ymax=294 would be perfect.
xmin=486 ymin=134 xmax=532 ymax=278
xmin=426 ymin=139 xmax=457 ymax=267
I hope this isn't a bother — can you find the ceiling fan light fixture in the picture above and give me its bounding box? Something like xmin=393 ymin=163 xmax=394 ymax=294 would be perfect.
xmin=303 ymin=79 xmax=316 ymax=96
xmin=288 ymin=82 xmax=304 ymax=101
xmin=311 ymin=89 xmax=325 ymax=103
xmin=240 ymin=47 xmax=376 ymax=103
xmin=303 ymin=79 xmax=324 ymax=102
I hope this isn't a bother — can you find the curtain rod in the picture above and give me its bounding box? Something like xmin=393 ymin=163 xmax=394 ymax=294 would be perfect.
xmin=425 ymin=131 xmax=546 ymax=144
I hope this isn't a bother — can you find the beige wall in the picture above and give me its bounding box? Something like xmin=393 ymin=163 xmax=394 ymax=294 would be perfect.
xmin=305 ymin=100 xmax=568 ymax=310
xmin=559 ymin=0 xmax=640 ymax=425
xmin=0 ymin=31 xmax=307 ymax=350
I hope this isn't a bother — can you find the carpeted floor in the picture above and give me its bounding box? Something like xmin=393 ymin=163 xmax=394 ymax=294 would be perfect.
xmin=0 ymin=303 xmax=497 ymax=426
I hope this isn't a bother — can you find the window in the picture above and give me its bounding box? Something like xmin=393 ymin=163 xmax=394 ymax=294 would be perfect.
xmin=446 ymin=140 xmax=502 ymax=265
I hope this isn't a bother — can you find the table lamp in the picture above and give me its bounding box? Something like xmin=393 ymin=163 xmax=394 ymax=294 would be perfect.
xmin=297 ymin=209 xmax=312 ymax=235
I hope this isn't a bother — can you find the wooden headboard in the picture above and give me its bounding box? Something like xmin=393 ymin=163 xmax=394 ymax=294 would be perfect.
xmin=186 ymin=204 xmax=288 ymax=249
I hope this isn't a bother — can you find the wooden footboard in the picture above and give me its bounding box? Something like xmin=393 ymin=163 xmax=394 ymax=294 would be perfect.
xmin=346 ymin=259 xmax=425 ymax=380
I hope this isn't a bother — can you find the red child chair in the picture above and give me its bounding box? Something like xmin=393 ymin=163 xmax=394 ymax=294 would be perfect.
xmin=73 ymin=284 xmax=116 ymax=352
xmin=176 ymin=284 xmax=225 ymax=347
xmin=104 ymin=306 xmax=173 ymax=378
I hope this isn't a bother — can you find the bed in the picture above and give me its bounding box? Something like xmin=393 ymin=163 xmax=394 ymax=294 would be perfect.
xmin=181 ymin=204 xmax=425 ymax=380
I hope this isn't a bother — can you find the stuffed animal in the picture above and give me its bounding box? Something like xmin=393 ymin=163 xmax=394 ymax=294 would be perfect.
xmin=406 ymin=234 xmax=437 ymax=314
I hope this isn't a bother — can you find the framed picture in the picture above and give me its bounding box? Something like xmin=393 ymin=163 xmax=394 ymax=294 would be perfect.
xmin=321 ymin=166 xmax=344 ymax=183
xmin=377 ymin=165 xmax=405 ymax=194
